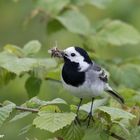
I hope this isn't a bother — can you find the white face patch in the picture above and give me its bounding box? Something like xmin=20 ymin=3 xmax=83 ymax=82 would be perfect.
xmin=64 ymin=47 xmax=90 ymax=72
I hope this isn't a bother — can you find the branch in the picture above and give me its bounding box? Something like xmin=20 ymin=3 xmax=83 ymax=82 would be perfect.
xmin=45 ymin=77 xmax=62 ymax=83
xmin=0 ymin=103 xmax=38 ymax=113
xmin=111 ymin=132 xmax=126 ymax=140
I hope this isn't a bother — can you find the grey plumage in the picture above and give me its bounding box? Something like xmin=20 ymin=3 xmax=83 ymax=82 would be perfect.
xmin=86 ymin=61 xmax=124 ymax=104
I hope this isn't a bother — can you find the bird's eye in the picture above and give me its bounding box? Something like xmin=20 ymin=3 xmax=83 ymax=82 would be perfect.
xmin=71 ymin=53 xmax=76 ymax=57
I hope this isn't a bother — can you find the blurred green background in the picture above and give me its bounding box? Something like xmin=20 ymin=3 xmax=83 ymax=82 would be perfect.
xmin=0 ymin=0 xmax=140 ymax=139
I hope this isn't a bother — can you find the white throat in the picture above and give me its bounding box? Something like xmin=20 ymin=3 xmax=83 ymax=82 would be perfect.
xmin=78 ymin=60 xmax=90 ymax=72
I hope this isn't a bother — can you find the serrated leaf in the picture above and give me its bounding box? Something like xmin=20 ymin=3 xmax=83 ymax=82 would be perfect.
xmin=0 ymin=102 xmax=16 ymax=126
xmin=0 ymin=48 xmax=57 ymax=76
xmin=80 ymin=98 xmax=107 ymax=114
xmin=98 ymin=106 xmax=135 ymax=121
xmin=33 ymin=112 xmax=76 ymax=132
xmin=113 ymin=120 xmax=130 ymax=135
xmin=4 ymin=44 xmax=24 ymax=57
xmin=26 ymin=97 xmax=67 ymax=110
xmin=27 ymin=97 xmax=67 ymax=107
xmin=39 ymin=105 xmax=61 ymax=113
xmin=23 ymin=40 xmax=41 ymax=56
xmin=25 ymin=76 xmax=42 ymax=98
xmin=45 ymin=98 xmax=67 ymax=105
xmin=18 ymin=124 xmax=32 ymax=136
xmin=97 ymin=20 xmax=140 ymax=46
xmin=36 ymin=0 xmax=70 ymax=16
xmin=56 ymin=10 xmax=90 ymax=35
xmin=0 ymin=52 xmax=36 ymax=75
xmin=128 ymin=126 xmax=140 ymax=140
xmin=10 ymin=112 xmax=31 ymax=122
xmin=61 ymin=123 xmax=84 ymax=140
xmin=82 ymin=128 xmax=109 ymax=140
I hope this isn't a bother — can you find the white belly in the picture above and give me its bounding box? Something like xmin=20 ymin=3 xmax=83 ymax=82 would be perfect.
xmin=62 ymin=78 xmax=105 ymax=98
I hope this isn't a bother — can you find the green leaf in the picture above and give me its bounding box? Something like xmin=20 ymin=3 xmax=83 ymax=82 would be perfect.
xmin=82 ymin=128 xmax=109 ymax=140
xmin=112 ymin=121 xmax=130 ymax=135
xmin=0 ymin=52 xmax=36 ymax=75
xmin=110 ymin=64 xmax=140 ymax=89
xmin=71 ymin=0 xmax=112 ymax=9
xmin=4 ymin=44 xmax=24 ymax=57
xmin=10 ymin=112 xmax=31 ymax=122
xmin=89 ymin=0 xmax=113 ymax=9
xmin=33 ymin=112 xmax=76 ymax=132
xmin=98 ymin=106 xmax=135 ymax=121
xmin=26 ymin=97 xmax=67 ymax=108
xmin=61 ymin=123 xmax=84 ymax=140
xmin=35 ymin=0 xmax=70 ymax=16
xmin=128 ymin=126 xmax=140 ymax=140
xmin=46 ymin=66 xmax=61 ymax=80
xmin=122 ymin=56 xmax=140 ymax=65
xmin=36 ymin=58 xmax=57 ymax=71
xmin=25 ymin=76 xmax=42 ymax=98
xmin=56 ymin=10 xmax=90 ymax=35
xmin=118 ymin=88 xmax=140 ymax=106
xmin=45 ymin=98 xmax=67 ymax=105
xmin=80 ymin=98 xmax=107 ymax=114
xmin=0 ymin=102 xmax=16 ymax=126
xmin=97 ymin=20 xmax=140 ymax=46
xmin=23 ymin=40 xmax=41 ymax=56
xmin=0 ymin=135 xmax=4 ymax=138
xmin=47 ymin=19 xmax=63 ymax=34
xmin=39 ymin=105 xmax=61 ymax=113
xmin=0 ymin=43 xmax=57 ymax=75
xmin=18 ymin=124 xmax=32 ymax=136
xmin=0 ymin=68 xmax=16 ymax=87
xmin=110 ymin=122 xmax=130 ymax=140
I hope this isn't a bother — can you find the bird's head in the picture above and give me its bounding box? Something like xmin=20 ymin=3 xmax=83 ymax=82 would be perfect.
xmin=62 ymin=46 xmax=92 ymax=72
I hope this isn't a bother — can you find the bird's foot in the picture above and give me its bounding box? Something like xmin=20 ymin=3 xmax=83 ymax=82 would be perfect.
xmin=74 ymin=116 xmax=81 ymax=125
xmin=84 ymin=112 xmax=94 ymax=127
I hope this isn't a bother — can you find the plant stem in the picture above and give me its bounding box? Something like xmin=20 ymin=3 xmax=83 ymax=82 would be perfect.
xmin=0 ymin=103 xmax=38 ymax=113
xmin=111 ymin=132 xmax=126 ymax=140
xmin=45 ymin=77 xmax=62 ymax=83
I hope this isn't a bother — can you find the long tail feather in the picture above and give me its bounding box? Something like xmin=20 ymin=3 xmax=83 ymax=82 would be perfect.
xmin=106 ymin=89 xmax=124 ymax=104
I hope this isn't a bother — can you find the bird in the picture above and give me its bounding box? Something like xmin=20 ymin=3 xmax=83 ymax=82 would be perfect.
xmin=50 ymin=46 xmax=124 ymax=126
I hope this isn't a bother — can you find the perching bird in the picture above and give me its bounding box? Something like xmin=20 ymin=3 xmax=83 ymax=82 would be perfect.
xmin=50 ymin=46 xmax=124 ymax=125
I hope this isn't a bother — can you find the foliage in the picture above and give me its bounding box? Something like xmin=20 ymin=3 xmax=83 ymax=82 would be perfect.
xmin=0 ymin=0 xmax=140 ymax=139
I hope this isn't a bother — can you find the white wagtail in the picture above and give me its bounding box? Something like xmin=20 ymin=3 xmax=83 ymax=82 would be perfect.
xmin=49 ymin=46 xmax=124 ymax=125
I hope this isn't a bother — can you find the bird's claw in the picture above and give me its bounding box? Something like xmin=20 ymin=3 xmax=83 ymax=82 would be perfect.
xmin=84 ymin=112 xmax=94 ymax=127
xmin=74 ymin=116 xmax=81 ymax=125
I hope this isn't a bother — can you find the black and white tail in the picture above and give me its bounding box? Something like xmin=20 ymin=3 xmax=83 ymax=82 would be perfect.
xmin=105 ymin=85 xmax=124 ymax=104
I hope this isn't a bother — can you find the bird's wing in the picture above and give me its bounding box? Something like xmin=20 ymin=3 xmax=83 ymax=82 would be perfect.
xmin=90 ymin=61 xmax=108 ymax=83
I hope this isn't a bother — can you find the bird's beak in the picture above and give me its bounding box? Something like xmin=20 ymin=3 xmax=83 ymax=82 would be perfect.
xmin=61 ymin=51 xmax=66 ymax=57
xmin=61 ymin=50 xmax=68 ymax=58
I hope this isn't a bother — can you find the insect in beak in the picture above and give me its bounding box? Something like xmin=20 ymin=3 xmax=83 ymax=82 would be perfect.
xmin=48 ymin=47 xmax=64 ymax=58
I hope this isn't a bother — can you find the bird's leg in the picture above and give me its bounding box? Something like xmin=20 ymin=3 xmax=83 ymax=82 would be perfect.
xmin=75 ymin=98 xmax=83 ymax=124
xmin=84 ymin=98 xmax=94 ymax=127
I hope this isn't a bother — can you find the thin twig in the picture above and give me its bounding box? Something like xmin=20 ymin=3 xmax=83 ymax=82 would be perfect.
xmin=0 ymin=103 xmax=38 ymax=113
xmin=45 ymin=77 xmax=62 ymax=83
xmin=111 ymin=132 xmax=126 ymax=140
